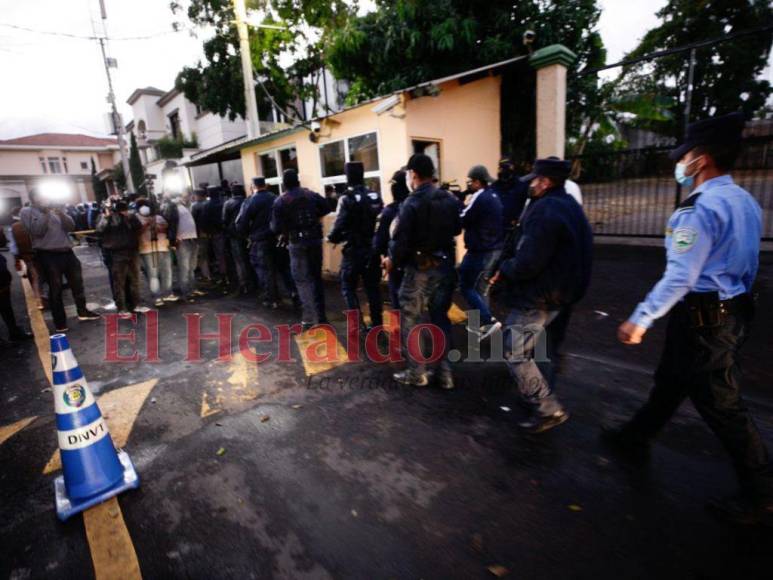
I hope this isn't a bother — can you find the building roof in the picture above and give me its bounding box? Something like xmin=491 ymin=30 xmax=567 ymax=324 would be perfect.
xmin=0 ymin=133 xmax=118 ymax=148
xmin=126 ymin=86 xmax=167 ymax=105
xmin=185 ymin=54 xmax=529 ymax=167
xmin=157 ymin=88 xmax=181 ymax=107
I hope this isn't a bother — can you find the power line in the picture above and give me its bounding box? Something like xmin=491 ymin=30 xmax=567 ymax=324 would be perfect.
xmin=0 ymin=21 xmax=182 ymax=42
xmin=577 ymin=24 xmax=773 ymax=76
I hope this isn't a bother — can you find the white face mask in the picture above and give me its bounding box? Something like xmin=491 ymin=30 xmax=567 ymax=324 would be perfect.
xmin=139 ymin=206 xmax=151 ymax=217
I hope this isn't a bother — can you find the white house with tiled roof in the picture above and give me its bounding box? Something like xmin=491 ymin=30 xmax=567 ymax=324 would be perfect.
xmin=0 ymin=133 xmax=121 ymax=221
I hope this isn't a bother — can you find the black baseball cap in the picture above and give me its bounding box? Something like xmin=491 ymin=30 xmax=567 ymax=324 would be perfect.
xmin=669 ymin=112 xmax=745 ymax=160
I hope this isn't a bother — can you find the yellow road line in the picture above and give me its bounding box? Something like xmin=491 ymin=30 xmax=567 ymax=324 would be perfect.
xmin=20 ymin=275 xmax=52 ymax=383
xmin=0 ymin=416 xmax=37 ymax=447
xmin=19 ymin=272 xmax=142 ymax=579
xmin=294 ymin=326 xmax=349 ymax=376
xmin=83 ymin=497 xmax=142 ymax=579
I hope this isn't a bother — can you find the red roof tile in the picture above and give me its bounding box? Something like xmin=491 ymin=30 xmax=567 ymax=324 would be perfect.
xmin=0 ymin=133 xmax=118 ymax=147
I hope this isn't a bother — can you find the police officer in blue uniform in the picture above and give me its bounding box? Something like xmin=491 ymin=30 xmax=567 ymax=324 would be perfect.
xmin=491 ymin=157 xmax=529 ymax=231
xmin=327 ymin=162 xmax=385 ymax=330
xmin=271 ymin=169 xmax=331 ymax=329
xmin=610 ymin=112 xmax=773 ymax=525
xmin=236 ymin=177 xmax=298 ymax=309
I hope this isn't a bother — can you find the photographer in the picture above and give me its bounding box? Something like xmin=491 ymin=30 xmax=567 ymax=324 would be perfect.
xmin=95 ymin=198 xmax=146 ymax=315
xmin=19 ymin=188 xmax=99 ymax=332
xmin=136 ymin=198 xmax=175 ymax=307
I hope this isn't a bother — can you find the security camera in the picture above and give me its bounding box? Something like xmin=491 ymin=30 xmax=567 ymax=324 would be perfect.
xmin=310 ymin=120 xmax=321 ymax=133
xmin=523 ymin=30 xmax=536 ymax=46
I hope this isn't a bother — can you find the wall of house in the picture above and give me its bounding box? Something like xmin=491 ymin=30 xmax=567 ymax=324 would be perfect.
xmin=196 ymin=113 xmax=246 ymax=151
xmin=0 ymin=150 xmax=43 ymax=176
xmin=131 ymin=95 xmax=165 ymax=134
xmin=405 ymin=75 xmax=502 ymax=189
xmin=160 ymin=93 xmax=198 ymax=141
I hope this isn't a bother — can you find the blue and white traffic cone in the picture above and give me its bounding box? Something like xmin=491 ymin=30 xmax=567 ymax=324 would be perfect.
xmin=50 ymin=333 xmax=139 ymax=521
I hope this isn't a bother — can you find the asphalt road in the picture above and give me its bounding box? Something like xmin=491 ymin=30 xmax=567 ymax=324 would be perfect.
xmin=1 ymin=243 xmax=772 ymax=579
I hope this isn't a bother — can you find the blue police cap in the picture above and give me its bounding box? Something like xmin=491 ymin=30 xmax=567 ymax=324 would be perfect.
xmin=520 ymin=156 xmax=571 ymax=182
xmin=669 ymin=112 xmax=745 ymax=160
xmin=252 ymin=176 xmax=266 ymax=187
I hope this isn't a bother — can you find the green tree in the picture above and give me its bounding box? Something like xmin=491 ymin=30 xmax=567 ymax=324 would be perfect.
xmin=621 ymin=0 xmax=772 ymax=138
xmin=129 ymin=133 xmax=147 ymax=195
xmin=91 ymin=157 xmax=108 ymax=203
xmin=325 ymin=0 xmax=606 ymax=164
xmin=171 ymin=0 xmax=353 ymax=122
xmin=112 ymin=162 xmax=126 ymax=192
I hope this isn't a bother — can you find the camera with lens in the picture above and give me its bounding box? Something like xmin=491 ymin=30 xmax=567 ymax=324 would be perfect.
xmin=102 ymin=197 xmax=128 ymax=214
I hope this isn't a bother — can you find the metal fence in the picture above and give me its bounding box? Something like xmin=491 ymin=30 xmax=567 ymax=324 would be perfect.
xmin=567 ymin=24 xmax=773 ymax=241
xmin=573 ymin=130 xmax=773 ymax=240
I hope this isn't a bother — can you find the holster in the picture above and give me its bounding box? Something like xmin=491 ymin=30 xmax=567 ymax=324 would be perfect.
xmin=414 ymin=251 xmax=443 ymax=271
xmin=684 ymin=291 xmax=755 ymax=329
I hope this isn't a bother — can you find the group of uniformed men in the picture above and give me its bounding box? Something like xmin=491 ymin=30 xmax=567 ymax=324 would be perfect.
xmin=245 ymin=112 xmax=771 ymax=526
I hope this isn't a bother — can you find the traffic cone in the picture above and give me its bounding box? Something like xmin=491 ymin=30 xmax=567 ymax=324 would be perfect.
xmin=50 ymin=333 xmax=139 ymax=521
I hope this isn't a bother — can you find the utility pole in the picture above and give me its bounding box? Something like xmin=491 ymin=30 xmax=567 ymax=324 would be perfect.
xmin=97 ymin=0 xmax=133 ymax=192
xmin=232 ymin=0 xmax=261 ymax=139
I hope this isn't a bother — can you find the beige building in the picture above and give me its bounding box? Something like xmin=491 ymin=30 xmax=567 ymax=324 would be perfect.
xmin=188 ymin=57 xmax=514 ymax=273
xmin=0 ymin=133 xmax=120 ymax=223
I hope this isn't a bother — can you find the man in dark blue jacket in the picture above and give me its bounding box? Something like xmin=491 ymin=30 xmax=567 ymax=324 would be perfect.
xmin=222 ymin=183 xmax=250 ymax=295
xmin=387 ymin=154 xmax=462 ymax=389
xmin=328 ymin=162 xmax=384 ymax=329
xmin=373 ymin=169 xmax=410 ymax=309
xmin=459 ymin=164 xmax=504 ymax=340
xmin=236 ymin=177 xmax=297 ymax=308
xmin=496 ymin=157 xmax=593 ymax=433
xmin=271 ymin=169 xmax=331 ymax=329
xmin=203 ymin=185 xmax=228 ymax=286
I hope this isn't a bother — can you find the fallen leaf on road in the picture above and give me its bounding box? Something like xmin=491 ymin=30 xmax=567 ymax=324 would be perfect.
xmin=487 ymin=564 xmax=509 ymax=577
xmin=471 ymin=533 xmax=484 ymax=553
xmin=261 ymin=415 xmax=270 ymax=423
xmin=499 ymin=406 xmax=511 ymax=412
xmin=291 ymin=404 xmax=303 ymax=410
xmin=568 ymin=504 xmax=583 ymax=512
xmin=216 ymin=447 xmax=226 ymax=456
xmin=351 ymin=509 xmax=358 ymax=517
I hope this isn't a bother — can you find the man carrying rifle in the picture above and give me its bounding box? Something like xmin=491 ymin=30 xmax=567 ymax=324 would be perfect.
xmin=492 ymin=157 xmax=592 ymax=433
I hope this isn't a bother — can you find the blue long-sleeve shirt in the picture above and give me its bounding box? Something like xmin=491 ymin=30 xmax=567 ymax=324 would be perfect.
xmin=629 ymin=174 xmax=761 ymax=329
xmin=460 ymin=187 xmax=504 ymax=252
xmin=235 ymin=190 xmax=277 ymax=242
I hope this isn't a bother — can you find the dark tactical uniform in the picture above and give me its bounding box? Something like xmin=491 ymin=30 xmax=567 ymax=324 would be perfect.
xmin=271 ymin=183 xmax=331 ymax=325
xmin=236 ymin=187 xmax=297 ymax=305
xmin=390 ymin=181 xmax=462 ymax=383
xmin=328 ymin=183 xmax=384 ymax=328
xmin=222 ymin=185 xmax=250 ymax=292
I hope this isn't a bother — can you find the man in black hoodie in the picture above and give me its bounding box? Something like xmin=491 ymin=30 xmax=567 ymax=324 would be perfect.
xmin=496 ymin=157 xmax=592 ymax=433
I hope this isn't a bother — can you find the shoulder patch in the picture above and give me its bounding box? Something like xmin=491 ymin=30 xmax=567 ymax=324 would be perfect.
xmin=672 ymin=226 xmax=698 ymax=253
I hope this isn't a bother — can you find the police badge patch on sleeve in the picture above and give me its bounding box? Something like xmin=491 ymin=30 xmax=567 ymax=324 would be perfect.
xmin=672 ymin=226 xmax=698 ymax=253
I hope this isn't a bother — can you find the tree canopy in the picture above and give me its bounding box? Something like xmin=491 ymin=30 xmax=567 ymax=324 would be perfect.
xmin=617 ymin=0 xmax=772 ymax=138
xmin=325 ymin=0 xmax=606 ymax=163
xmin=172 ymin=0 xmax=354 ymax=122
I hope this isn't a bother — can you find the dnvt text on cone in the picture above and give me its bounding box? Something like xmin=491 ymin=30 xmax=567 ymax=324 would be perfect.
xmin=50 ymin=333 xmax=139 ymax=520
